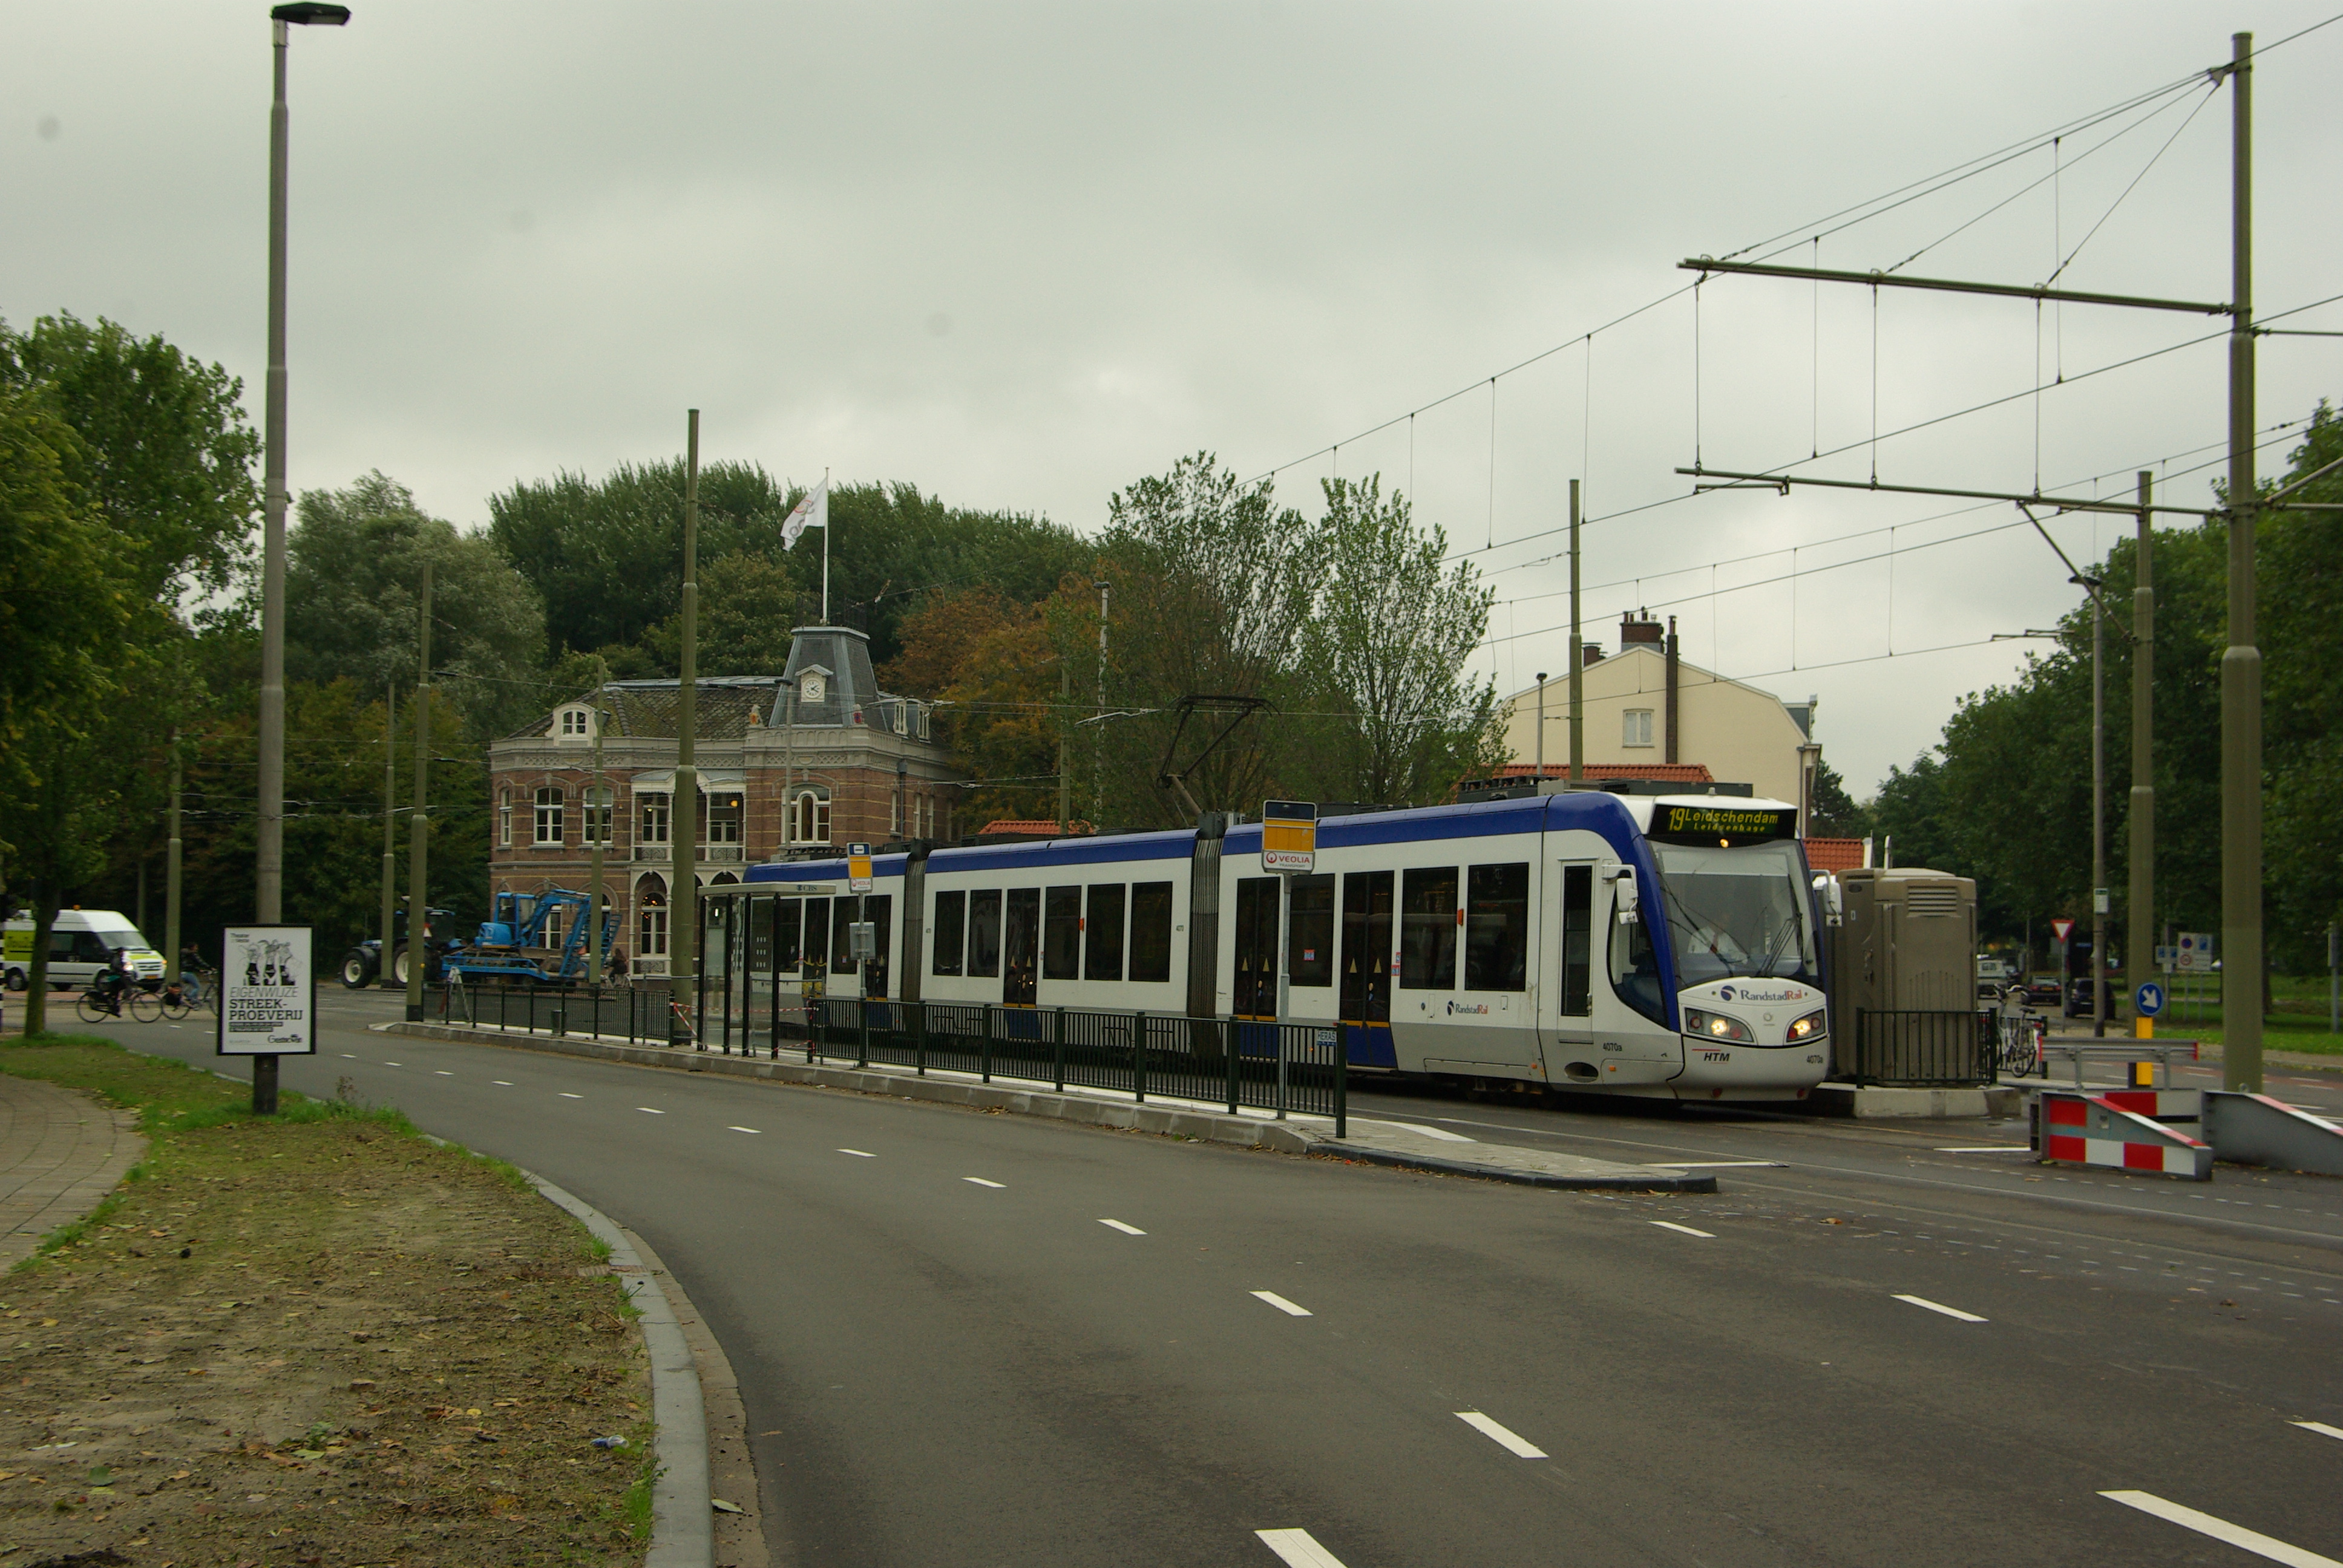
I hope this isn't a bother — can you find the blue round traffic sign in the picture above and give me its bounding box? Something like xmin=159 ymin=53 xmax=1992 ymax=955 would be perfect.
xmin=2134 ymin=981 xmax=2166 ymax=1017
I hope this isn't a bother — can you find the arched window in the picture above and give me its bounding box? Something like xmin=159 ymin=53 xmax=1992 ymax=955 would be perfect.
xmin=534 ymin=785 xmax=565 ymax=845
xmin=636 ymin=873 xmax=669 ymax=958
xmin=791 ymin=789 xmax=830 ymax=846
xmin=557 ymin=706 xmax=593 ymax=738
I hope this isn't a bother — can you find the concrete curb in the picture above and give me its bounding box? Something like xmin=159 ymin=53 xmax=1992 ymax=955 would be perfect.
xmin=525 ymin=1172 xmax=713 ymax=1568
xmin=379 ymin=1020 xmax=1316 ymax=1154
xmin=380 ymin=1020 xmax=1721 ymax=1190
xmin=1303 ymin=1137 xmax=1719 ymax=1192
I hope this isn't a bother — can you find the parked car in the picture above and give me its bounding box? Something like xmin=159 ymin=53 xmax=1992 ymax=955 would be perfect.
xmin=2064 ymin=977 xmax=2098 ymax=1019
xmin=2024 ymin=976 xmax=2063 ymax=1009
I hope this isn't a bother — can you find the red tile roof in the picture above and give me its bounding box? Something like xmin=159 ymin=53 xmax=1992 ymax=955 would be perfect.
xmin=1804 ymin=837 xmax=1867 ymax=872
xmin=1487 ymin=763 xmax=1717 ymax=783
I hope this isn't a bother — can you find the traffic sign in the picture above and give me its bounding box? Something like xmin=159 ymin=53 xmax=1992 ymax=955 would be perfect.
xmin=847 ymin=843 xmax=873 ymax=893
xmin=2134 ymin=981 xmax=2166 ymax=1018
xmin=2050 ymin=918 xmax=2076 ymax=944
xmin=2175 ymin=931 xmax=2214 ymax=973
xmin=1262 ymin=800 xmax=1316 ymax=873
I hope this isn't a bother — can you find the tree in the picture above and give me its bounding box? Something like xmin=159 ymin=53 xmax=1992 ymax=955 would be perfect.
xmin=286 ymin=471 xmax=546 ymax=727
xmin=0 ymin=313 xmax=260 ymax=599
xmin=0 ymin=384 xmax=133 ymax=796
xmin=1292 ymin=475 xmax=1503 ymax=807
xmin=641 ymin=550 xmax=804 ymax=676
xmin=1806 ymin=759 xmax=1869 ymax=838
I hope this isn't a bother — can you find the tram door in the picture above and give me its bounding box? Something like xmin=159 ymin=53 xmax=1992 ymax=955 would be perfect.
xmin=1232 ymin=877 xmax=1280 ymax=1018
xmin=1003 ymin=888 xmax=1040 ymax=1006
xmin=1340 ymin=871 xmax=1397 ymax=1068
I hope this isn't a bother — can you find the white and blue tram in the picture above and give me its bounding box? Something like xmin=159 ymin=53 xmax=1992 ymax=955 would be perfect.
xmin=732 ymin=789 xmax=1835 ymax=1102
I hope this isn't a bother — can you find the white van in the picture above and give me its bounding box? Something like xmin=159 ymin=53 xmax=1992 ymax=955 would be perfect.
xmin=2 ymin=910 xmax=167 ymax=991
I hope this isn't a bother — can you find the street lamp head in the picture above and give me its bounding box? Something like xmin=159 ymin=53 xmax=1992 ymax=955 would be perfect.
xmin=272 ymin=3 xmax=351 ymax=23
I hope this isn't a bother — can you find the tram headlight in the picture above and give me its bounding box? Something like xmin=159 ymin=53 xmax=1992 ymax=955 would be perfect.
xmin=1681 ymin=1008 xmax=1752 ymax=1043
xmin=1786 ymin=1008 xmax=1827 ymax=1041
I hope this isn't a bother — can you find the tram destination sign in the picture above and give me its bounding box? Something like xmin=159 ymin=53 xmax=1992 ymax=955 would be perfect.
xmin=1262 ymin=800 xmax=1317 ymax=872
xmin=216 ymin=924 xmax=317 ymax=1057
xmin=1648 ymin=804 xmax=1798 ymax=847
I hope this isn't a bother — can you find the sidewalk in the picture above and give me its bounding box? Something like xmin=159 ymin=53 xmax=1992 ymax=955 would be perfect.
xmin=0 ymin=1073 xmax=144 ymax=1270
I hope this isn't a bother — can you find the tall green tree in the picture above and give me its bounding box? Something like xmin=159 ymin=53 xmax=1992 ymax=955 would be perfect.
xmin=287 ymin=471 xmax=546 ymax=725
xmin=1291 ymin=474 xmax=1503 ymax=807
xmin=0 ymin=313 xmax=260 ymax=600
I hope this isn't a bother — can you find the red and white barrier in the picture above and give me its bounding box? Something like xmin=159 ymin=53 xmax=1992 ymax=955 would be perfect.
xmin=2097 ymin=1088 xmax=2201 ymax=1123
xmin=2036 ymin=1091 xmax=2214 ymax=1181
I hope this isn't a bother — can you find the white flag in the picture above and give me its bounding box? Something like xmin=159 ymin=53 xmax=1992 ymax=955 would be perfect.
xmin=781 ymin=478 xmax=827 ymax=547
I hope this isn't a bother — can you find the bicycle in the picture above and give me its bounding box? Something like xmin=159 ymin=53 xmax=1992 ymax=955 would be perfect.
xmin=177 ymin=966 xmax=220 ymax=1017
xmin=1996 ymin=1011 xmax=2046 ymax=1079
xmin=77 ymin=979 xmax=159 ymax=1024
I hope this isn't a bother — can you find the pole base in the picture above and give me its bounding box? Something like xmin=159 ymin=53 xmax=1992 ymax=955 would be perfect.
xmin=252 ymin=1054 xmax=280 ymax=1116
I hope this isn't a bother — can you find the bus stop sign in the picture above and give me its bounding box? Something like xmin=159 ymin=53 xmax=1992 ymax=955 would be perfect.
xmin=1262 ymin=801 xmax=1316 ymax=873
xmin=847 ymin=843 xmax=873 ymax=893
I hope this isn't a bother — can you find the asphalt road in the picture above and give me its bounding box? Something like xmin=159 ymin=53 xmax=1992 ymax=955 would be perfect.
xmin=52 ymin=988 xmax=2343 ymax=1567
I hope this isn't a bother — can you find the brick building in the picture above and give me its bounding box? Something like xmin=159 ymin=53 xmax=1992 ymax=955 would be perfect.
xmin=485 ymin=625 xmax=962 ymax=977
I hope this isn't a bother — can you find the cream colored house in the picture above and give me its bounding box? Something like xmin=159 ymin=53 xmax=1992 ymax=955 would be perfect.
xmin=1498 ymin=613 xmax=1818 ymax=809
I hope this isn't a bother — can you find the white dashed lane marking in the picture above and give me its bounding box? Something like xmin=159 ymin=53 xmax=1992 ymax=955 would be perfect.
xmin=2294 ymin=1420 xmax=2343 ymax=1442
xmin=965 ymin=1177 xmax=1005 ymax=1188
xmin=1099 ymin=1218 xmax=1146 ymax=1235
xmin=382 ymin=1061 xmax=402 ymax=1067
xmin=1455 ymin=1411 xmax=1547 ymax=1458
xmin=434 ymin=1070 xmax=454 ymax=1077
xmin=1256 ymin=1528 xmax=1348 ymax=1567
xmin=1251 ymin=1291 xmax=1312 ymax=1318
xmin=492 ymin=1080 xmax=513 ymax=1086
xmin=1651 ymin=1221 xmax=1715 ymax=1238
xmin=838 ymin=1149 xmax=875 ymax=1158
xmin=1936 ymin=1145 xmax=2031 ymax=1153
xmin=729 ymin=1126 xmax=760 ymax=1134
xmin=1895 ymin=1293 xmax=1988 ymax=1323
xmin=559 ymin=1093 xmax=582 ymax=1099
xmin=637 ymin=1108 xmax=664 ymax=1115
xmin=2101 ymin=1490 xmax=2341 ymax=1567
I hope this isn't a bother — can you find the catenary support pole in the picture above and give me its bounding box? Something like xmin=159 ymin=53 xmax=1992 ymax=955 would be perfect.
xmin=165 ymin=736 xmax=183 ymax=996
xmin=1567 ymin=479 xmax=1583 ymax=782
xmin=403 ymin=560 xmax=432 ymax=1023
xmin=588 ymin=698 xmax=605 ymax=987
xmin=379 ymin=683 xmax=396 ymax=986
xmin=2091 ymin=568 xmax=2107 ymax=1037
xmin=2221 ymin=30 xmax=2262 ymax=1093
xmin=2129 ymin=472 xmax=2155 ymax=1040
xmin=671 ymin=410 xmax=701 ymax=1045
xmin=1058 ymin=663 xmax=1072 ymax=831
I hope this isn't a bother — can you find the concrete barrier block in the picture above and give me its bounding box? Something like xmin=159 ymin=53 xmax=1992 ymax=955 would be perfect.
xmin=2037 ymin=1091 xmax=2214 ymax=1181
xmin=2203 ymin=1091 xmax=2343 ymax=1177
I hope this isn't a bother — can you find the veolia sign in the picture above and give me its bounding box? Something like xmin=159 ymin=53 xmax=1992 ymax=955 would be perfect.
xmin=1262 ymin=801 xmax=1316 ymax=873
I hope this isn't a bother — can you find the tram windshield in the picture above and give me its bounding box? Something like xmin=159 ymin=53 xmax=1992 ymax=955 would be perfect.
xmin=1653 ymin=839 xmax=1818 ymax=988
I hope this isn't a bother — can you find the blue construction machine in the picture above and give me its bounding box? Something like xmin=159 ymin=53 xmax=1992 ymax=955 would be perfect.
xmin=443 ymin=887 xmax=617 ymax=987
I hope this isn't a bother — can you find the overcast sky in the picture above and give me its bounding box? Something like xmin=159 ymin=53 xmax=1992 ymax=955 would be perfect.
xmin=7 ymin=2 xmax=2338 ymax=794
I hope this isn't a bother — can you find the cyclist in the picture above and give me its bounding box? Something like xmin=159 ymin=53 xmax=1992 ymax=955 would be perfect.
xmin=94 ymin=947 xmax=134 ymax=1014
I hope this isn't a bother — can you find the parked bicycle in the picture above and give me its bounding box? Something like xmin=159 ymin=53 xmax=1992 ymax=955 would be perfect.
xmin=1995 ymin=1009 xmax=2047 ymax=1078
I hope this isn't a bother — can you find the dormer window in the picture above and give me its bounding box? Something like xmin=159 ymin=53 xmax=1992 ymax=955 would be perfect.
xmin=554 ymin=705 xmax=595 ymax=741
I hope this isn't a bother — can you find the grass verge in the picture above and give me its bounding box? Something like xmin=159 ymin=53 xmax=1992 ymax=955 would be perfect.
xmin=0 ymin=1032 xmax=652 ymax=1564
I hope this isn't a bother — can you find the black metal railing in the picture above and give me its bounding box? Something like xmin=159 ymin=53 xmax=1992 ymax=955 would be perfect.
xmin=1852 ymin=1008 xmax=1997 ymax=1087
xmin=437 ymin=976 xmax=1344 ymax=1131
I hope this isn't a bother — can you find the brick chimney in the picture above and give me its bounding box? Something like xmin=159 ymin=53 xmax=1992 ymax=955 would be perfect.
xmin=1619 ymin=609 xmax=1663 ymax=647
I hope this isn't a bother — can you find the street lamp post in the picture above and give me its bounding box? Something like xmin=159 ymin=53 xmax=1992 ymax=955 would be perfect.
xmin=255 ymin=1 xmax=348 ymax=1116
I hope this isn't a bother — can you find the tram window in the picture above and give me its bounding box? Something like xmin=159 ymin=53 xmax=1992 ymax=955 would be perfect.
xmin=1464 ymin=863 xmax=1529 ymax=991
xmin=1399 ymin=866 xmax=1459 ymax=990
xmin=931 ymin=890 xmax=965 ymax=976
xmin=802 ymin=898 xmax=831 ymax=971
xmin=1085 ymin=884 xmax=1126 ymax=981
xmin=1560 ymin=866 xmax=1592 ymax=1015
xmin=1288 ymin=874 xmax=1334 ymax=988
xmin=775 ymin=899 xmax=803 ymax=971
xmin=1129 ymin=881 xmax=1174 ymax=982
xmin=968 ymin=890 xmax=1002 ymax=977
xmin=1043 ymin=887 xmax=1081 ymax=980
xmin=1608 ymin=887 xmax=1666 ymax=1024
xmin=831 ymin=900 xmax=857 ymax=974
